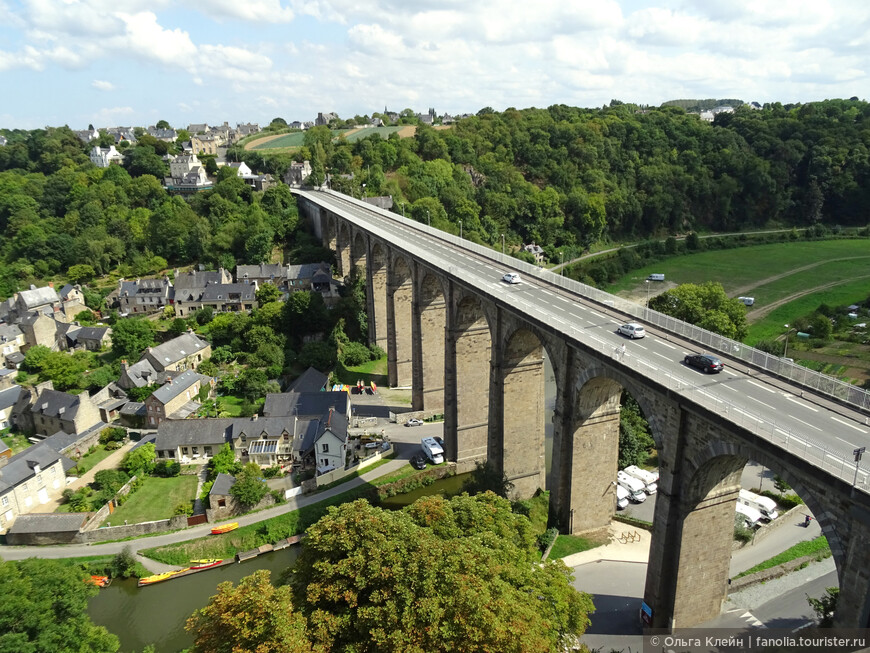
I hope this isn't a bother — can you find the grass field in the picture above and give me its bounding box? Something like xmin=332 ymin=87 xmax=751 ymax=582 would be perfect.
xmin=1 ymin=430 xmax=31 ymax=455
xmin=342 ymin=126 xmax=408 ymax=142
xmin=250 ymin=131 xmax=308 ymax=149
xmin=334 ymin=356 xmax=388 ymax=386
xmin=249 ymin=125 xmax=412 ymax=150
xmin=101 ymin=476 xmax=198 ymax=526
xmin=72 ymin=445 xmax=115 ymax=475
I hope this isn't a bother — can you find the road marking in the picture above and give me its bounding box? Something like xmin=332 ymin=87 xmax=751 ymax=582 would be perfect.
xmin=653 ymin=351 xmax=672 ymax=361
xmin=656 ymin=341 xmax=678 ymax=350
xmin=836 ymin=436 xmax=859 ymax=448
xmin=792 ymin=417 xmax=823 ymax=432
xmin=746 ymin=380 xmax=776 ymax=394
xmin=784 ymin=395 xmax=819 ymax=411
xmin=831 ymin=416 xmax=868 ymax=434
xmin=721 ymin=384 xmax=739 ymax=392
xmin=748 ymin=396 xmax=776 ymax=410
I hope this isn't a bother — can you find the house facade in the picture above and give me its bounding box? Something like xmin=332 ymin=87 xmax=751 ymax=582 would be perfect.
xmin=144 ymin=369 xmax=214 ymax=427
xmin=0 ymin=444 xmax=74 ymax=534
xmin=143 ymin=332 xmax=212 ymax=373
xmin=16 ymin=383 xmax=102 ymax=436
xmin=89 ymin=145 xmax=124 ymax=168
xmin=118 ymin=277 xmax=173 ymax=315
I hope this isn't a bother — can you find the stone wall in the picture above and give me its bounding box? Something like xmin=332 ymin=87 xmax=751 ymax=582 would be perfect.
xmin=81 ymin=474 xmax=139 ymax=532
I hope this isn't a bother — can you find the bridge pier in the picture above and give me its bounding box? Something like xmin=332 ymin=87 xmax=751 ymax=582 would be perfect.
xmin=834 ymin=507 xmax=870 ymax=627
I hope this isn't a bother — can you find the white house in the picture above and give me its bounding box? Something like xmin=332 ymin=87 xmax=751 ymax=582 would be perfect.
xmin=89 ymin=145 xmax=124 ymax=168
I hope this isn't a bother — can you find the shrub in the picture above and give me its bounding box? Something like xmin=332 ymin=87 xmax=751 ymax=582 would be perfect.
xmin=538 ymin=527 xmax=559 ymax=553
xmin=154 ymin=460 xmax=181 ymax=477
xmin=173 ymin=501 xmax=194 ymax=516
xmin=262 ymin=466 xmax=283 ymax=479
xmin=341 ymin=341 xmax=372 ymax=366
xmin=270 ymin=489 xmax=286 ymax=504
xmin=111 ymin=546 xmax=137 ymax=578
xmin=734 ymin=513 xmax=755 ymax=543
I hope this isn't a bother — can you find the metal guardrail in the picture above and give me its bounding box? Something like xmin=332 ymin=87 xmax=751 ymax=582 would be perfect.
xmin=303 ymin=190 xmax=870 ymax=491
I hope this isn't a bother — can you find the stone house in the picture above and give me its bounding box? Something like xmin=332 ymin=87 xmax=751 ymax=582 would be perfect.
xmin=144 ymin=369 xmax=214 ymax=427
xmin=286 ymin=262 xmax=333 ymax=294
xmin=198 ymin=283 xmax=258 ymax=314
xmin=154 ymin=418 xmax=235 ymax=462
xmin=312 ymin=408 xmax=348 ymax=473
xmin=15 ymin=382 xmax=102 ymax=437
xmin=118 ymin=277 xmax=173 ymax=315
xmin=61 ymin=325 xmax=112 ymax=352
xmin=58 ymin=284 xmax=86 ymax=317
xmin=19 ymin=311 xmax=62 ymax=352
xmin=229 ymin=416 xmax=296 ymax=467
xmin=190 ymin=133 xmax=220 ymax=156
xmin=0 ymin=443 xmax=75 ymax=534
xmin=284 ymin=160 xmax=312 ymax=187
xmin=11 ymin=284 xmax=62 ymax=321
xmin=0 ymin=385 xmax=22 ymax=430
xmin=262 ymin=390 xmax=351 ymax=422
xmin=143 ymin=332 xmax=211 ymax=374
xmin=523 ymin=242 xmax=546 ymax=264
xmin=236 ymin=264 xmax=288 ymax=289
xmin=0 ymin=323 xmax=26 ymax=367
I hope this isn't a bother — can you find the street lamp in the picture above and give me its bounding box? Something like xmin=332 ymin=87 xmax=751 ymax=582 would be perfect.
xmin=646 ymin=279 xmax=651 ymax=307
xmin=426 ymin=210 xmax=430 ymax=227
xmin=459 ymin=220 xmax=463 ymax=239
xmin=559 ymin=251 xmax=563 ymax=275
xmin=501 ymin=233 xmax=505 ymax=254
xmin=401 ymin=202 xmax=405 ymax=218
xmin=362 ymin=183 xmax=366 ymax=198
xmin=783 ymin=324 xmax=796 ymax=359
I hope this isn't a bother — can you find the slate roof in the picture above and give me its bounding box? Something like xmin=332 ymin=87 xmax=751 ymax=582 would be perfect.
xmin=173 ymin=269 xmax=231 ymax=290
xmin=0 ymin=440 xmax=8 ymax=456
xmin=32 ymin=389 xmax=81 ymax=420
xmin=120 ymin=401 xmax=146 ymax=416
xmin=236 ymin=264 xmax=286 ymax=281
xmin=6 ymin=351 xmax=24 ymax=364
xmin=154 ymin=418 xmax=236 ymax=449
xmin=317 ymin=408 xmax=348 ymax=443
xmin=121 ymin=359 xmax=159 ymax=387
xmin=200 ymin=283 xmax=257 ymax=302
xmin=287 ymin=262 xmax=330 ymax=281
xmin=0 ymin=385 xmax=23 ymax=411
xmin=0 ymin=443 xmax=73 ymax=492
xmin=59 ymin=284 xmax=77 ymax=300
xmin=150 ymin=369 xmax=205 ymax=405
xmin=210 ymin=472 xmax=236 ymax=496
xmin=18 ymin=286 xmax=60 ymax=309
xmin=262 ymin=391 xmax=348 ymax=419
xmin=0 ymin=323 xmax=23 ymax=342
xmin=286 ymin=367 xmax=328 ymax=393
xmin=230 ymin=416 xmax=295 ymax=440
xmin=145 ymin=332 xmax=209 ymax=371
xmin=42 ymin=421 xmax=108 ymax=455
xmin=7 ymin=512 xmax=90 ymax=534
xmin=76 ymin=326 xmax=110 ymax=343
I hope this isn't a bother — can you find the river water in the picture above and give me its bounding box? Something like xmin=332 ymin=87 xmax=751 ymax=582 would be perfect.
xmin=88 ymin=362 xmax=557 ymax=652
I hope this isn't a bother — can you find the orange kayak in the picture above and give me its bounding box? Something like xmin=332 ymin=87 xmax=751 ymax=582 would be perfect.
xmin=210 ymin=522 xmax=239 ymax=535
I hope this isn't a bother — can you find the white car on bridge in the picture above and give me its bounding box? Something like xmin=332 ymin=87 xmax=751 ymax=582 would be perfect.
xmin=502 ymin=272 xmax=521 ymax=284
xmin=617 ymin=323 xmax=646 ymax=339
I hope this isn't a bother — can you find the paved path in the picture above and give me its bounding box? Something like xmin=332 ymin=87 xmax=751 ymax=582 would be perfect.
xmin=29 ymin=439 xmax=139 ymax=513
xmin=0 ymin=444 xmax=412 ymax=566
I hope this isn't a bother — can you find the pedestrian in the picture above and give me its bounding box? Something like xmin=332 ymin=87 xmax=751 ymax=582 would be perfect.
xmin=804 ymin=514 xmax=812 ymax=527
xmin=620 ymin=343 xmax=626 ymax=359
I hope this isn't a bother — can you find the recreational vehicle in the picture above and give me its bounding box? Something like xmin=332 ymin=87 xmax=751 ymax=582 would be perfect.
xmin=617 ymin=471 xmax=647 ymax=503
xmin=421 ymin=437 xmax=444 ymax=465
xmin=739 ymin=489 xmax=779 ymax=521
xmin=736 ymin=502 xmax=763 ymax=528
xmin=615 ymin=484 xmax=630 ymax=510
xmin=623 ymin=465 xmax=658 ymax=494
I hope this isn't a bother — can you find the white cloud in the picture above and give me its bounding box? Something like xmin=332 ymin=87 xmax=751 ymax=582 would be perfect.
xmin=92 ymin=105 xmax=135 ymax=124
xmin=201 ymin=0 xmax=294 ymax=23
xmin=92 ymin=79 xmax=115 ymax=91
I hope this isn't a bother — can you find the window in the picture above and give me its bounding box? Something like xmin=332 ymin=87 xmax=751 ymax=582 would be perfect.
xmin=182 ymin=447 xmax=188 ymax=455
xmin=321 ymin=443 xmax=329 ymax=453
xmin=50 ymin=466 xmax=56 ymax=475
xmin=1 ymin=496 xmax=8 ymax=507
xmin=204 ymin=446 xmax=212 ymax=455
xmin=21 ymin=483 xmax=27 ymax=492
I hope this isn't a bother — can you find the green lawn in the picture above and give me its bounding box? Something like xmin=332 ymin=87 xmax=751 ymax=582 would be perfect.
xmin=218 ymin=395 xmax=246 ymax=417
xmin=608 ymin=239 xmax=870 ymax=296
xmin=101 ymin=476 xmax=198 ymax=526
xmin=343 ymin=126 xmax=407 ymax=142
xmin=72 ymin=445 xmax=115 ymax=475
xmin=733 ymin=535 xmax=830 ymax=579
xmin=550 ymin=534 xmax=602 ymax=559
xmin=334 ymin=356 xmax=388 ymax=386
xmin=1 ymin=430 xmax=31 ymax=455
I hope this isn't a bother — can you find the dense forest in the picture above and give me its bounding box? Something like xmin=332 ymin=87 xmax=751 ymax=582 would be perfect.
xmin=1 ymin=98 xmax=869 ymax=298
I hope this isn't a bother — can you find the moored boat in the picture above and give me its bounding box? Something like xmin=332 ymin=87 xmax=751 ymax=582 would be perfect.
xmin=137 ymin=568 xmax=189 ymax=587
xmin=86 ymin=575 xmax=111 ymax=588
xmin=190 ymin=559 xmax=223 ymax=569
xmin=210 ymin=522 xmax=239 ymax=535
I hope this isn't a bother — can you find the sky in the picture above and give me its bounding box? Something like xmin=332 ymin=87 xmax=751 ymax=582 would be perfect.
xmin=0 ymin=0 xmax=868 ymax=130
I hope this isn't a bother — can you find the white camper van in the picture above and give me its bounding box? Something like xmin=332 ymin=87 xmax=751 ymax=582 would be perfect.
xmin=615 ymin=484 xmax=630 ymax=510
xmin=623 ymin=465 xmax=658 ymax=494
xmin=421 ymin=437 xmax=444 ymax=465
xmin=739 ymin=489 xmax=778 ymax=521
xmin=647 ymin=273 xmax=665 ymax=281
xmin=736 ymin=501 xmax=763 ymax=528
xmin=617 ymin=471 xmax=646 ymax=503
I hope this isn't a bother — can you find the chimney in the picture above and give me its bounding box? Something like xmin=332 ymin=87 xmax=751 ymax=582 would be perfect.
xmin=120 ymin=360 xmax=128 ymax=374
xmin=166 ymin=376 xmax=172 ymax=384
xmin=252 ymin=414 xmax=258 ymax=421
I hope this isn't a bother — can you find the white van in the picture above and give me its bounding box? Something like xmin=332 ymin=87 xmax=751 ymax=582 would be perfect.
xmin=617 ymin=471 xmax=646 ymax=503
xmin=421 ymin=437 xmax=444 ymax=465
xmin=739 ymin=489 xmax=778 ymax=521
xmin=738 ymin=296 xmax=755 ymax=306
xmin=623 ymin=465 xmax=658 ymax=494
xmin=615 ymin=484 xmax=630 ymax=510
xmin=736 ymin=501 xmax=763 ymax=528
xmin=647 ymin=273 xmax=665 ymax=282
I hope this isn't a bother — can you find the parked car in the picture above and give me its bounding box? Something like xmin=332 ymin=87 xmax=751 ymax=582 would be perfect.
xmin=434 ymin=436 xmax=445 ymax=449
xmin=502 ymin=272 xmax=521 ymax=284
xmin=405 ymin=418 xmax=424 ymax=427
xmin=410 ymin=453 xmax=427 ymax=470
xmin=683 ymin=353 xmax=724 ymax=374
xmin=617 ymin=323 xmax=646 ymax=339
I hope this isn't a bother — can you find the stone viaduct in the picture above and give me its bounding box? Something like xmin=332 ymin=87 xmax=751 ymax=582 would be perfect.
xmin=296 ymin=190 xmax=870 ymax=630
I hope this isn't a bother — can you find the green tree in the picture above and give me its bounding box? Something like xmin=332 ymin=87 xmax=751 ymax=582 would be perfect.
xmin=67 ymin=263 xmax=96 ymax=284
xmin=648 ymin=282 xmax=748 ymax=340
xmin=460 ymin=459 xmax=515 ymax=498
xmin=0 ymin=558 xmax=120 ymax=652
xmin=121 ymin=442 xmax=155 ymax=476
xmin=74 ymin=309 xmax=98 ymax=325
xmin=110 ymin=546 xmax=137 ymax=579
xmin=207 ymin=443 xmax=241 ymax=481
xmin=256 ymin=281 xmax=282 ymax=304
xmin=186 ymin=569 xmax=314 ymax=653
xmin=111 ymin=317 xmax=156 ymax=360
xmin=291 ymin=496 xmax=594 ymax=652
xmin=229 ymin=462 xmax=268 ymax=507
xmin=807 ymin=587 xmax=839 ymax=627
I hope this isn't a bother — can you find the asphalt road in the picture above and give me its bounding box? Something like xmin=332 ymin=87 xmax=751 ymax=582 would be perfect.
xmin=307 ymin=189 xmax=870 ymax=486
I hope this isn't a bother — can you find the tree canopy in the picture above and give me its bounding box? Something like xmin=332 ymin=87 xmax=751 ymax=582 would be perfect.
xmin=648 ymin=281 xmax=749 ymax=340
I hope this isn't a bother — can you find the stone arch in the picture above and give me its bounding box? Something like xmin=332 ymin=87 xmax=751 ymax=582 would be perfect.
xmin=368 ymin=242 xmax=388 ymax=351
xmin=323 ymin=213 xmax=337 ymax=252
xmin=336 ymin=220 xmax=351 ymax=277
xmin=387 ymin=255 xmax=413 ymax=387
xmin=415 ymin=271 xmax=447 ymax=412
xmin=499 ymin=325 xmax=553 ymax=499
xmin=351 ymin=231 xmax=367 ymax=272
xmin=453 ymin=294 xmax=493 ymax=465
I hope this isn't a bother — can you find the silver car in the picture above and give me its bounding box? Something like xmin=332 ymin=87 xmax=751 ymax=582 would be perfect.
xmin=617 ymin=323 xmax=646 ymax=339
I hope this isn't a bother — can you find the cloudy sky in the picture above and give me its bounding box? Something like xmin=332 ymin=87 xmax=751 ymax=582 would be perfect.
xmin=1 ymin=0 xmax=868 ymax=130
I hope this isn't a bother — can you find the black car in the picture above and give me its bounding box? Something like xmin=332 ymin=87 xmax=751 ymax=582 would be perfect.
xmin=434 ymin=436 xmax=445 ymax=450
xmin=410 ymin=453 xmax=427 ymax=470
xmin=683 ymin=353 xmax=724 ymax=374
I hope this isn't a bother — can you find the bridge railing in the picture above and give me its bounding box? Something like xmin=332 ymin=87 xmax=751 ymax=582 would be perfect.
xmin=395 ymin=210 xmax=870 ymax=415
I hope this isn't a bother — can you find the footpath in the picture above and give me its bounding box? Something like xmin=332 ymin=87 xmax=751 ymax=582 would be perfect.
xmin=0 ymin=447 xmax=412 ymax=572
